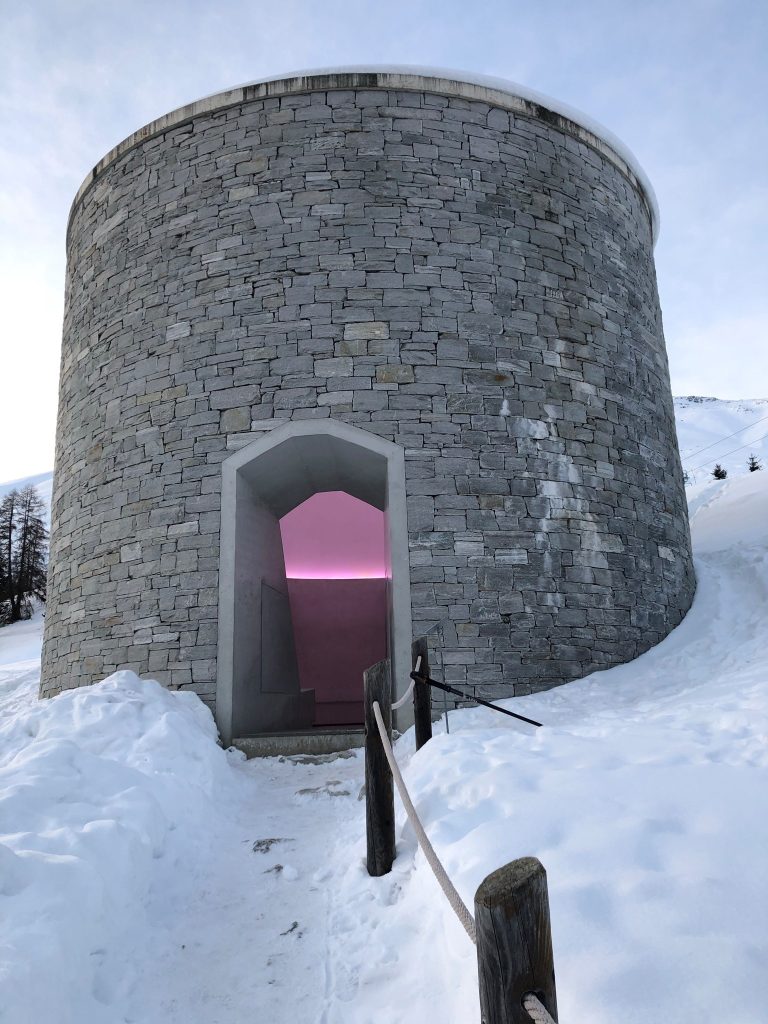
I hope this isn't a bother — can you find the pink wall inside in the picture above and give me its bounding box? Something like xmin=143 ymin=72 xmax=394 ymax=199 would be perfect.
xmin=280 ymin=491 xmax=387 ymax=579
xmin=280 ymin=492 xmax=389 ymax=726
xmin=287 ymin=578 xmax=387 ymax=726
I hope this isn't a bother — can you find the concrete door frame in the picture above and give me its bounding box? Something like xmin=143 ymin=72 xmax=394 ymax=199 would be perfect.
xmin=216 ymin=419 xmax=413 ymax=747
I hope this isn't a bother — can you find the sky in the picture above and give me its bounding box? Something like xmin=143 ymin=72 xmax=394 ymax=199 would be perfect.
xmin=0 ymin=0 xmax=766 ymax=481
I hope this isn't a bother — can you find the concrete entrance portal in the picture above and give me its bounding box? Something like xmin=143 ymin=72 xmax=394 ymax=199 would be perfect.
xmin=216 ymin=420 xmax=412 ymax=748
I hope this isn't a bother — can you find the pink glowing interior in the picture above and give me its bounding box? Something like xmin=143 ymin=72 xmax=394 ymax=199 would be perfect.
xmin=279 ymin=491 xmax=387 ymax=579
xmin=280 ymin=491 xmax=388 ymax=725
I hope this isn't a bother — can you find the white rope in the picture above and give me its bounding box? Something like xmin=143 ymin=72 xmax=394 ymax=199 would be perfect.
xmin=390 ymin=678 xmax=415 ymax=711
xmin=373 ymin=696 xmax=558 ymax=1021
xmin=391 ymin=655 xmax=420 ymax=711
xmin=372 ymin=700 xmax=477 ymax=944
xmin=523 ymin=993 xmax=557 ymax=1024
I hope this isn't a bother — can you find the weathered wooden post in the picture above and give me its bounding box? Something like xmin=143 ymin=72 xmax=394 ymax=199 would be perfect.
xmin=411 ymin=636 xmax=432 ymax=750
xmin=474 ymin=857 xmax=558 ymax=1024
xmin=364 ymin=659 xmax=395 ymax=877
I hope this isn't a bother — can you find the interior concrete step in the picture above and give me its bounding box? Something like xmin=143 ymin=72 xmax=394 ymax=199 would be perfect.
xmin=232 ymin=728 xmax=365 ymax=758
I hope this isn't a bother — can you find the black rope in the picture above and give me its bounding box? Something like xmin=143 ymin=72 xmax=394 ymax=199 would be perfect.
xmin=410 ymin=671 xmax=542 ymax=728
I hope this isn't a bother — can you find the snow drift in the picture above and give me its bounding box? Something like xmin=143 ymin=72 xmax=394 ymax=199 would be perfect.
xmin=0 ymin=659 xmax=235 ymax=1023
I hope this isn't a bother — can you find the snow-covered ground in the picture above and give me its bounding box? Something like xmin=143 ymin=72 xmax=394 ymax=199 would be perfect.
xmin=1 ymin=471 xmax=767 ymax=1022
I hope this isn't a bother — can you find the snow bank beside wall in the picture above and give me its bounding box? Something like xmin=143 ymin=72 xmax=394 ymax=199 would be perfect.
xmin=0 ymin=670 xmax=237 ymax=1024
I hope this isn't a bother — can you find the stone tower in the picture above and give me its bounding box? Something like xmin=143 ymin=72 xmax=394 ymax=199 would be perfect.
xmin=42 ymin=68 xmax=695 ymax=745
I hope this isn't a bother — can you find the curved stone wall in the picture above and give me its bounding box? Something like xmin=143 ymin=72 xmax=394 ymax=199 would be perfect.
xmin=41 ymin=70 xmax=695 ymax=712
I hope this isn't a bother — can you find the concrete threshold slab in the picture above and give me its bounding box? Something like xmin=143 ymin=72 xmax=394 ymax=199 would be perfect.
xmin=233 ymin=729 xmax=366 ymax=758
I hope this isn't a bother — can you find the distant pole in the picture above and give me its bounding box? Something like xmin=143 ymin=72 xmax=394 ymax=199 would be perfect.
xmin=474 ymin=857 xmax=558 ymax=1024
xmin=411 ymin=636 xmax=432 ymax=750
xmin=364 ymin=659 xmax=395 ymax=877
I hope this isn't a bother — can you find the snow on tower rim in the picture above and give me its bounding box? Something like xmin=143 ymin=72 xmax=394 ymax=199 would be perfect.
xmin=68 ymin=65 xmax=660 ymax=243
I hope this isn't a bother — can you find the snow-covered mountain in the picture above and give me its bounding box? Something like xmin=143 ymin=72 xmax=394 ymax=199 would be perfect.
xmin=675 ymin=396 xmax=768 ymax=483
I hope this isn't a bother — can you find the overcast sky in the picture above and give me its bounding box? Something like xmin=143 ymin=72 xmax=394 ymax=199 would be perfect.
xmin=1 ymin=0 xmax=765 ymax=481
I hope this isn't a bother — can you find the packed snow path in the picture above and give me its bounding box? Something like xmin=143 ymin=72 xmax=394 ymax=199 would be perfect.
xmin=1 ymin=473 xmax=767 ymax=1024
xmin=126 ymin=750 xmax=364 ymax=1023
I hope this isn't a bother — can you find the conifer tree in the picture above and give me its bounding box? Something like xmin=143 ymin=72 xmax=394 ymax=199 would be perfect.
xmin=0 ymin=485 xmax=48 ymax=624
xmin=0 ymin=490 xmax=17 ymax=621
xmin=747 ymin=454 xmax=762 ymax=472
xmin=712 ymin=464 xmax=727 ymax=480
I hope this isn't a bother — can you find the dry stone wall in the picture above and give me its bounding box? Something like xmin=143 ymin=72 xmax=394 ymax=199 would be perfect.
xmin=41 ymin=73 xmax=695 ymax=709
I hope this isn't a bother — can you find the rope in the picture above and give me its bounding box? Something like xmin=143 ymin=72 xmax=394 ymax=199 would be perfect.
xmin=523 ymin=993 xmax=557 ymax=1024
xmin=371 ymin=699 xmax=477 ymax=944
xmin=390 ymin=678 xmax=415 ymax=711
xmin=391 ymin=654 xmax=420 ymax=710
xmin=372 ymin=697 xmax=558 ymax=1022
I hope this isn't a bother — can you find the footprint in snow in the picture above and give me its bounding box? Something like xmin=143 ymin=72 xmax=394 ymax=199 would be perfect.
xmin=252 ymin=837 xmax=291 ymax=853
xmin=264 ymin=863 xmax=299 ymax=880
xmin=280 ymin=920 xmax=304 ymax=937
xmin=296 ymin=779 xmax=351 ymax=797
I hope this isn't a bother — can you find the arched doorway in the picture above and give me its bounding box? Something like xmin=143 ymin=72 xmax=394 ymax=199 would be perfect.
xmin=216 ymin=420 xmax=412 ymax=748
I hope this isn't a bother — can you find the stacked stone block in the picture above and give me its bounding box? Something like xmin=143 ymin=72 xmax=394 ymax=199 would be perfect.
xmin=41 ymin=71 xmax=695 ymax=710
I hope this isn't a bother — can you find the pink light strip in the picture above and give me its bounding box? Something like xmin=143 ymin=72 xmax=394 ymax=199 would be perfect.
xmin=287 ymin=572 xmax=389 ymax=580
xmin=280 ymin=490 xmax=388 ymax=578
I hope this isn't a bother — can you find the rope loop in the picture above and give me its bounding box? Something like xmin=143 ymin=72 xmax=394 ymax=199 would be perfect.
xmin=391 ymin=655 xmax=420 ymax=711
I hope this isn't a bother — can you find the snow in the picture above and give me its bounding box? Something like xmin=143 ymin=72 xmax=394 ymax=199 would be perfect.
xmin=0 ymin=614 xmax=365 ymax=1023
xmin=686 ymin=471 xmax=768 ymax=552
xmin=674 ymin=396 xmax=768 ymax=483
xmin=1 ymin=442 xmax=767 ymax=1022
xmin=0 ymin=652 xmax=233 ymax=1022
xmin=324 ymin=468 xmax=768 ymax=1021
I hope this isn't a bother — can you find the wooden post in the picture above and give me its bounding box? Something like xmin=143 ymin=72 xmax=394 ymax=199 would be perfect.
xmin=474 ymin=857 xmax=558 ymax=1024
xmin=364 ymin=659 xmax=395 ymax=877
xmin=411 ymin=636 xmax=432 ymax=750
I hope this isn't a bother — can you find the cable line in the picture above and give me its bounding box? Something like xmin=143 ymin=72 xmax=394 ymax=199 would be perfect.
xmin=681 ymin=411 xmax=768 ymax=463
xmin=686 ymin=429 xmax=768 ymax=474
